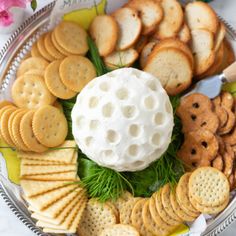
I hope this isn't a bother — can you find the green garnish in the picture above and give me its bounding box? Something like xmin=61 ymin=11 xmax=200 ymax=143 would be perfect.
xmin=59 ymin=97 xmax=76 ymax=140
xmin=59 ymin=37 xmax=184 ymax=202
xmin=87 ymin=36 xmax=110 ymax=76
xmin=78 ymin=157 xmax=134 ymax=202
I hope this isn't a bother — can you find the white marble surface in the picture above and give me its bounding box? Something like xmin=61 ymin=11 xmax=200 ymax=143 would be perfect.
xmin=0 ymin=0 xmax=236 ymax=235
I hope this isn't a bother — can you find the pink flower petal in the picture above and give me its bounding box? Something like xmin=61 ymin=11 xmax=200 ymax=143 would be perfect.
xmin=0 ymin=0 xmax=28 ymax=11
xmin=0 ymin=10 xmax=13 ymax=26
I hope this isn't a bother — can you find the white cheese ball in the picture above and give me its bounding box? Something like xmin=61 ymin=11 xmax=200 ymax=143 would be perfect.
xmin=72 ymin=68 xmax=174 ymax=172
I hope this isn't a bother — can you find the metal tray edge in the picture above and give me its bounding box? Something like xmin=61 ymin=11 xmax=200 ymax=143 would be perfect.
xmin=0 ymin=1 xmax=236 ymax=236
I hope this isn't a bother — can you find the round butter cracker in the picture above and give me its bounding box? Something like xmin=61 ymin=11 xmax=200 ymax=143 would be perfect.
xmin=176 ymin=173 xmax=200 ymax=216
xmin=0 ymin=106 xmax=17 ymax=146
xmin=149 ymin=194 xmax=173 ymax=230
xmin=51 ymin=31 xmax=72 ymax=56
xmin=155 ymin=189 xmax=181 ymax=226
xmin=37 ymin=34 xmax=55 ymax=61
xmin=31 ymin=43 xmax=42 ymax=58
xmin=12 ymin=74 xmax=55 ymax=109
xmin=161 ymin=184 xmax=182 ymax=222
xmin=17 ymin=57 xmax=49 ymax=77
xmin=188 ymin=167 xmax=230 ymax=207
xmin=170 ymin=188 xmax=196 ymax=222
xmin=25 ymin=69 xmax=45 ymax=77
xmin=12 ymin=110 xmax=31 ymax=151
xmin=32 ymin=105 xmax=68 ymax=147
xmin=0 ymin=100 xmax=13 ymax=109
xmin=0 ymin=105 xmax=16 ymax=142
xmin=44 ymin=32 xmax=65 ymax=60
xmin=54 ymin=21 xmax=88 ymax=55
xmin=45 ymin=60 xmax=76 ymax=99
xmin=142 ymin=200 xmax=169 ymax=236
xmin=189 ymin=195 xmax=229 ymax=215
xmin=20 ymin=110 xmax=48 ymax=153
xmin=59 ymin=55 xmax=96 ymax=92
xmin=131 ymin=198 xmax=153 ymax=236
xmin=8 ymin=109 xmax=24 ymax=148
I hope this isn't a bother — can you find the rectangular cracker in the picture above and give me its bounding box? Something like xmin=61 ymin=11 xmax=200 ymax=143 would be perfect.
xmin=68 ymin=197 xmax=87 ymax=232
xmin=71 ymin=151 xmax=77 ymax=164
xmin=31 ymin=190 xmax=82 ymax=225
xmin=43 ymin=228 xmax=70 ymax=234
xmin=21 ymin=171 xmax=77 ymax=181
xmin=20 ymin=163 xmax=76 ymax=176
xmin=20 ymin=180 xmax=69 ymax=197
xmin=30 ymin=188 xmax=84 ymax=219
xmin=31 ymin=212 xmax=58 ymax=225
xmin=18 ymin=140 xmax=76 ymax=163
xmin=21 ymin=159 xmax=72 ymax=166
xmin=24 ymin=184 xmax=77 ymax=210
xmin=37 ymin=195 xmax=87 ymax=233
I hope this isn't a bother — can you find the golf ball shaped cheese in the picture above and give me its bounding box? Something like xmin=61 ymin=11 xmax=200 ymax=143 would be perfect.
xmin=72 ymin=68 xmax=174 ymax=171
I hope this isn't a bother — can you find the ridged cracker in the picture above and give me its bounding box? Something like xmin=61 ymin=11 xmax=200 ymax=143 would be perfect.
xmin=188 ymin=167 xmax=230 ymax=207
xmin=20 ymin=110 xmax=48 ymax=153
xmin=0 ymin=106 xmax=17 ymax=146
xmin=37 ymin=34 xmax=55 ymax=61
xmin=31 ymin=43 xmax=42 ymax=58
xmin=142 ymin=200 xmax=170 ymax=236
xmin=32 ymin=105 xmax=68 ymax=147
xmin=161 ymin=184 xmax=182 ymax=222
xmin=189 ymin=195 xmax=229 ymax=215
xmin=170 ymin=188 xmax=196 ymax=222
xmin=155 ymin=189 xmax=181 ymax=226
xmin=7 ymin=109 xmax=22 ymax=147
xmin=11 ymin=109 xmax=30 ymax=151
xmin=45 ymin=60 xmax=76 ymax=99
xmin=176 ymin=173 xmax=200 ymax=216
xmin=51 ymin=31 xmax=72 ymax=56
xmin=131 ymin=198 xmax=153 ymax=236
xmin=44 ymin=32 xmax=64 ymax=60
xmin=59 ymin=55 xmax=96 ymax=93
xmin=0 ymin=100 xmax=13 ymax=109
xmin=149 ymin=194 xmax=174 ymax=231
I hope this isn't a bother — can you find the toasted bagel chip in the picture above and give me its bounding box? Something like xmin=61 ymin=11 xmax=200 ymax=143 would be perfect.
xmin=112 ymin=7 xmax=142 ymax=50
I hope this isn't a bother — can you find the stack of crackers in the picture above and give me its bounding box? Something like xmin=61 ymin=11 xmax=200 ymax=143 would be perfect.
xmin=177 ymin=92 xmax=236 ymax=190
xmin=109 ymin=167 xmax=230 ymax=236
xmin=19 ymin=141 xmax=88 ymax=234
xmin=0 ymin=102 xmax=68 ymax=152
xmin=12 ymin=21 xmax=97 ymax=109
xmin=89 ymin=0 xmax=235 ymax=96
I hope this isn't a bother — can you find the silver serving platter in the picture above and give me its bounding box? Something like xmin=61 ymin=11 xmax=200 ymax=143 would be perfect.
xmin=1 ymin=2 xmax=236 ymax=236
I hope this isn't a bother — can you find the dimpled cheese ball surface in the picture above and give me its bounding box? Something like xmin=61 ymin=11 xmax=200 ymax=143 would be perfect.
xmin=72 ymin=68 xmax=174 ymax=172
